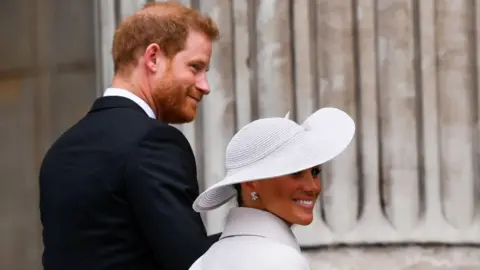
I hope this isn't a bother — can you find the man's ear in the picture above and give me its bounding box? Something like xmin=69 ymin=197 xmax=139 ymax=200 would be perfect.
xmin=144 ymin=43 xmax=164 ymax=72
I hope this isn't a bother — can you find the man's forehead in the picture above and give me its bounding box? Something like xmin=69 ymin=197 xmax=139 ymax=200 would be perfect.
xmin=185 ymin=30 xmax=212 ymax=48
xmin=180 ymin=32 xmax=212 ymax=58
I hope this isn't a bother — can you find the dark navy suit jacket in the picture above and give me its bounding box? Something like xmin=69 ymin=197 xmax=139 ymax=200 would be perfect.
xmin=39 ymin=96 xmax=218 ymax=270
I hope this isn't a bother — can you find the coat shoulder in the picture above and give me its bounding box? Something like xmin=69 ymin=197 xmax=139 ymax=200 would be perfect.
xmin=257 ymin=243 xmax=310 ymax=270
xmin=195 ymin=237 xmax=310 ymax=270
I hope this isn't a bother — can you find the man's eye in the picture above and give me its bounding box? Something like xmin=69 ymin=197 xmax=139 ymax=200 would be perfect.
xmin=191 ymin=63 xmax=204 ymax=71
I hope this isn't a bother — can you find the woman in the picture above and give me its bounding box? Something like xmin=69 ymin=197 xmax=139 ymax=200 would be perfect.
xmin=189 ymin=107 xmax=355 ymax=270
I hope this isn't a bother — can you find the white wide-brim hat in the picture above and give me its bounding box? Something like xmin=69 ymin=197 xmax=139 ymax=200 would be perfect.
xmin=193 ymin=107 xmax=356 ymax=212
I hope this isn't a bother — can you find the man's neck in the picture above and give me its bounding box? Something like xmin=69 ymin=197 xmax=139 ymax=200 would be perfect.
xmin=111 ymin=74 xmax=158 ymax=117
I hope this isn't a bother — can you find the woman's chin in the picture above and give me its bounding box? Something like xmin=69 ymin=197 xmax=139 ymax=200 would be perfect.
xmin=271 ymin=205 xmax=315 ymax=226
xmin=289 ymin=213 xmax=314 ymax=226
xmin=296 ymin=218 xmax=313 ymax=226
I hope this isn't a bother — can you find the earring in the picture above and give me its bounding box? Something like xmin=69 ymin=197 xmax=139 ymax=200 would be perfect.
xmin=250 ymin=192 xmax=259 ymax=201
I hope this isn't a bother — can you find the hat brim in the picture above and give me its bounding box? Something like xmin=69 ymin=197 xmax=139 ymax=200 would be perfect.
xmin=193 ymin=107 xmax=355 ymax=212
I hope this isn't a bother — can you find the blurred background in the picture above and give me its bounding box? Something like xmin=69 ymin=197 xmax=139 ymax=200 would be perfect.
xmin=1 ymin=0 xmax=479 ymax=269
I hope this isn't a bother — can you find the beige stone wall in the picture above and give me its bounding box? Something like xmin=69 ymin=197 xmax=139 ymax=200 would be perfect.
xmin=0 ymin=0 xmax=97 ymax=269
xmin=304 ymin=246 xmax=480 ymax=270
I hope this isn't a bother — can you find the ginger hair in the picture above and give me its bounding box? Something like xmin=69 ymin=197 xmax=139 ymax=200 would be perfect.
xmin=112 ymin=1 xmax=219 ymax=75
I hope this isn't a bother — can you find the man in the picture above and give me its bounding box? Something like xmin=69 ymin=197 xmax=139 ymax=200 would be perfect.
xmin=39 ymin=2 xmax=219 ymax=270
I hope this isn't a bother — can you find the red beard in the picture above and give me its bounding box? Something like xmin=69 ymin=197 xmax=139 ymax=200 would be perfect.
xmin=152 ymin=72 xmax=201 ymax=124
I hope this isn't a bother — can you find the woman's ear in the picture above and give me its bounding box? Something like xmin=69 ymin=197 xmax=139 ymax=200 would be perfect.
xmin=239 ymin=181 xmax=258 ymax=205
xmin=241 ymin=181 xmax=257 ymax=194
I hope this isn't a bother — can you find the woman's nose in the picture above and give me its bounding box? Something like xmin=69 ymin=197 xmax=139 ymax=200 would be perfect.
xmin=303 ymin=175 xmax=321 ymax=193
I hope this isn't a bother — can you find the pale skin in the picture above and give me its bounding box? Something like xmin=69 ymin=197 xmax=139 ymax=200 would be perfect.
xmin=111 ymin=30 xmax=213 ymax=122
xmin=239 ymin=166 xmax=322 ymax=226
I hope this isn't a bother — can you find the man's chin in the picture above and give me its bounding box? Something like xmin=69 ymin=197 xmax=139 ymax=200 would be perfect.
xmin=182 ymin=108 xmax=198 ymax=122
xmin=164 ymin=113 xmax=196 ymax=124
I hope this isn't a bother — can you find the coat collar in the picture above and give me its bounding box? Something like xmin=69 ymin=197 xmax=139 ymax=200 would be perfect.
xmin=220 ymin=207 xmax=300 ymax=251
xmin=89 ymin=96 xmax=147 ymax=116
xmin=102 ymin=88 xmax=156 ymax=119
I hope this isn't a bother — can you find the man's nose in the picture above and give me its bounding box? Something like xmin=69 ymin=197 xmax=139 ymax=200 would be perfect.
xmin=196 ymin=75 xmax=210 ymax=95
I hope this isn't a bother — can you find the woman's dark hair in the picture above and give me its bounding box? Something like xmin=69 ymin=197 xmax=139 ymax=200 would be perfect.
xmin=233 ymin=184 xmax=243 ymax=206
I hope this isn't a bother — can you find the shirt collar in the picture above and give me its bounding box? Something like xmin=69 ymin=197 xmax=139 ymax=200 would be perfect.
xmin=103 ymin=88 xmax=156 ymax=119
xmin=220 ymin=207 xmax=300 ymax=251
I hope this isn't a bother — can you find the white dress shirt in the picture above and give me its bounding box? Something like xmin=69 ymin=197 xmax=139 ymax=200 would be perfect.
xmin=103 ymin=88 xmax=156 ymax=119
xmin=189 ymin=207 xmax=311 ymax=270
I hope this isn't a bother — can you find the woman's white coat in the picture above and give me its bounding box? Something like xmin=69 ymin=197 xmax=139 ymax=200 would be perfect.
xmin=189 ymin=207 xmax=310 ymax=270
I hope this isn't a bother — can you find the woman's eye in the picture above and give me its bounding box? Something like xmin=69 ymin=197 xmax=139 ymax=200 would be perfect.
xmin=311 ymin=167 xmax=322 ymax=177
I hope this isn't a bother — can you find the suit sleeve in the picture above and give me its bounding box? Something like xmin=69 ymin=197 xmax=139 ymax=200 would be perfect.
xmin=125 ymin=125 xmax=213 ymax=269
xmin=208 ymin=232 xmax=221 ymax=242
